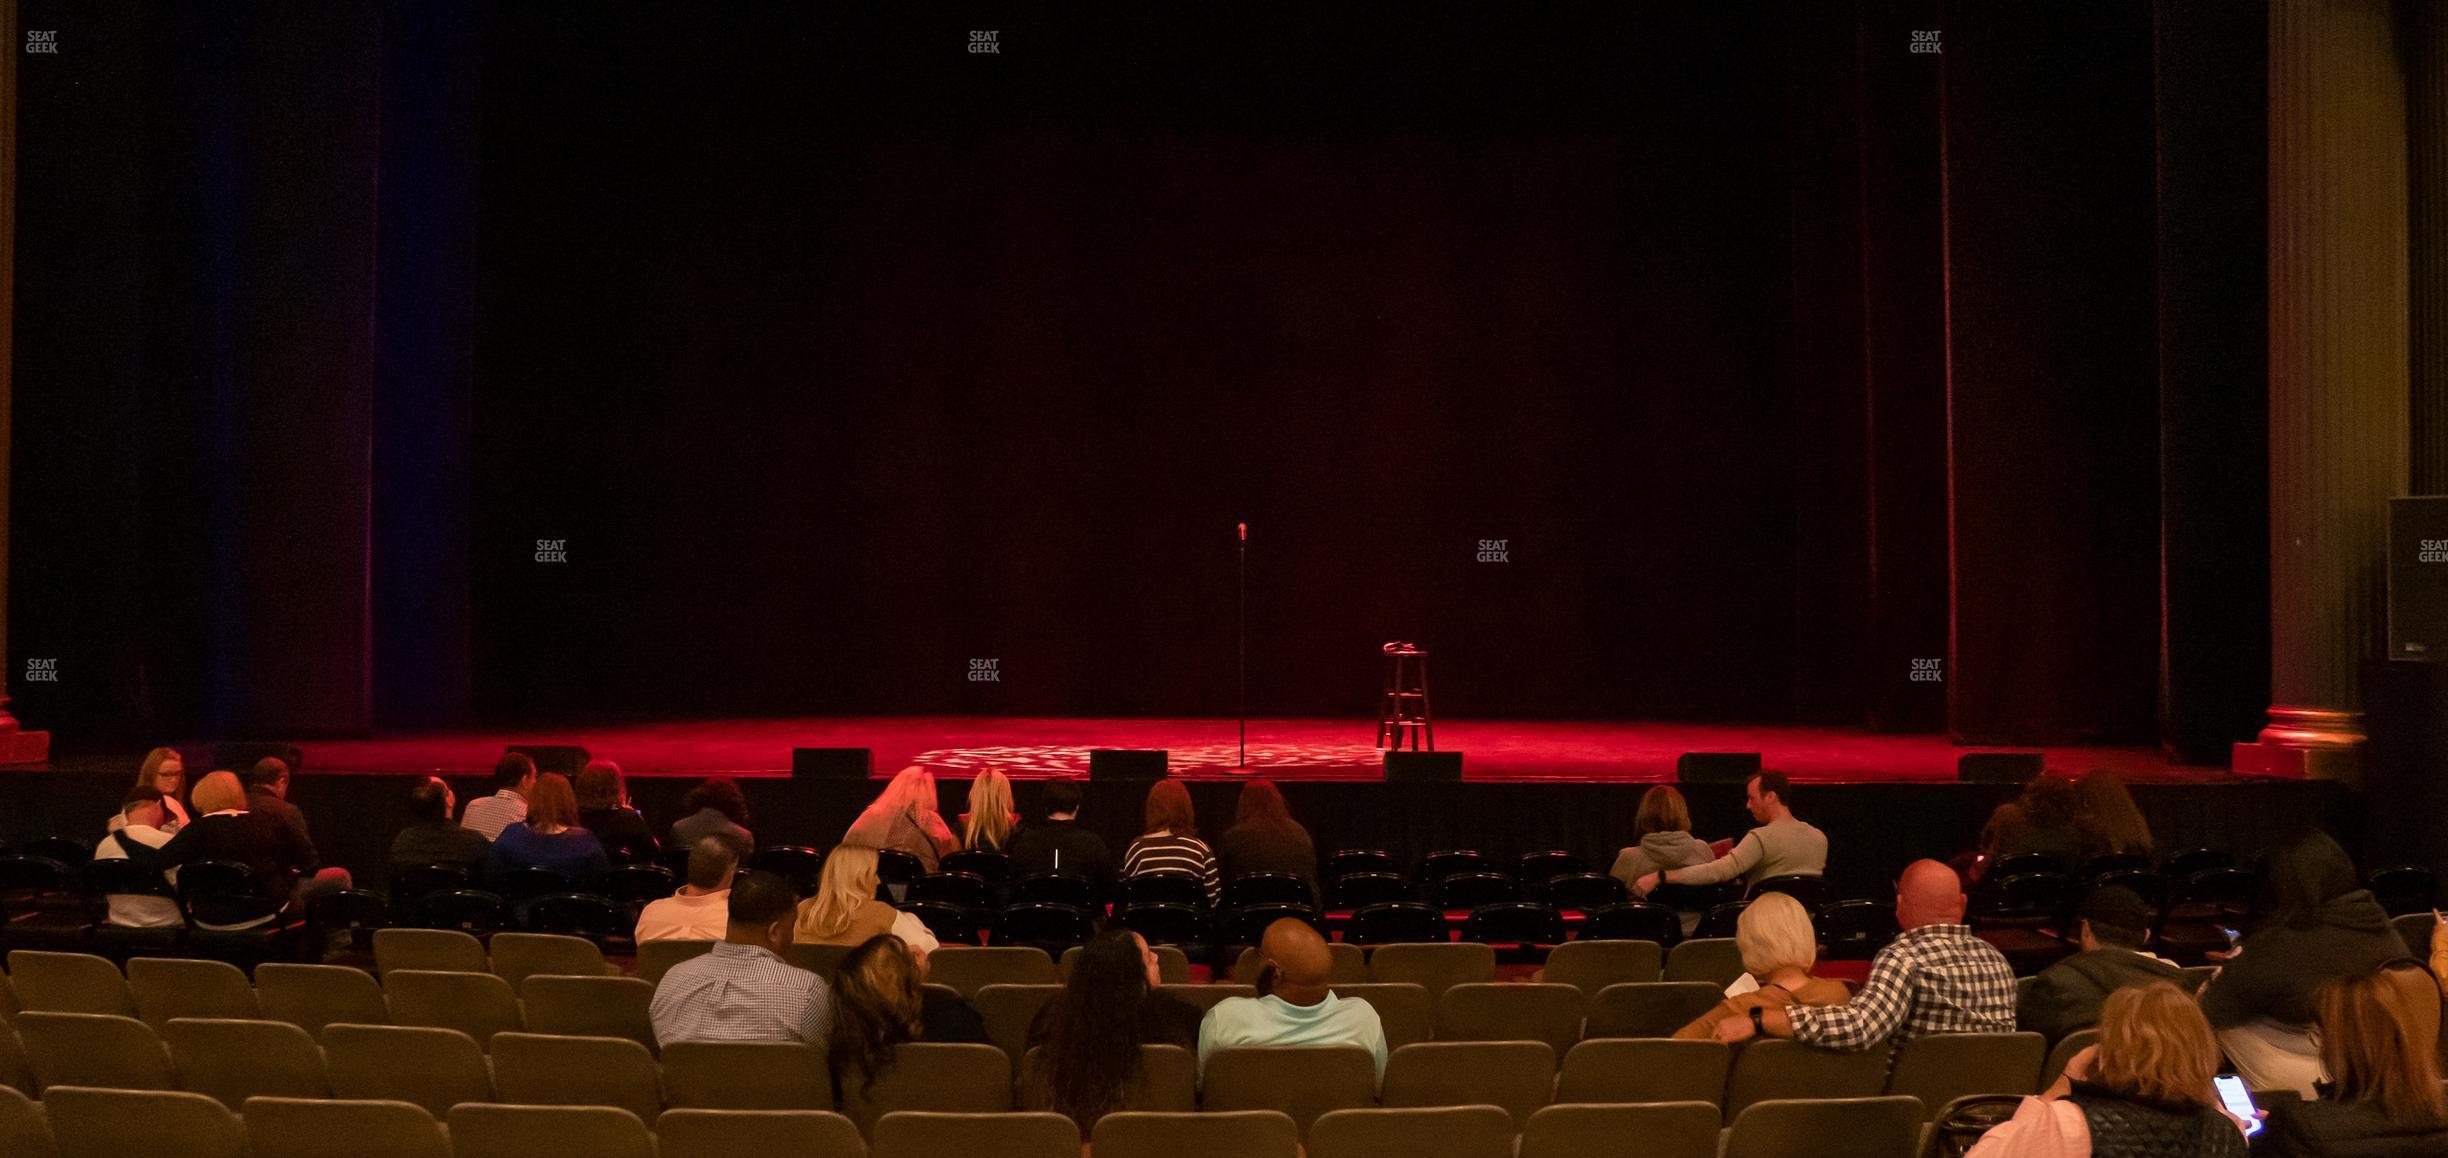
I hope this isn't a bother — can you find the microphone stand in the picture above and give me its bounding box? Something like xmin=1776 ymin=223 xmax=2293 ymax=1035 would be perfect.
xmin=1234 ymin=521 xmax=1250 ymax=773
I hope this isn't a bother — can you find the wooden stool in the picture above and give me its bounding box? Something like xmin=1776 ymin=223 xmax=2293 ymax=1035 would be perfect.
xmin=1377 ymin=641 xmax=1432 ymax=750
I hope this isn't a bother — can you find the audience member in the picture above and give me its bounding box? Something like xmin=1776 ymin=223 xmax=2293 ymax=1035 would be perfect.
xmin=1979 ymin=774 xmax=2093 ymax=872
xmin=487 ymin=772 xmax=610 ymax=879
xmin=1967 ymin=981 xmax=2248 ymax=1157
xmin=386 ymin=777 xmax=491 ymax=879
xmin=670 ymin=776 xmax=754 ymax=851
xmin=844 ymin=765 xmax=958 ymax=872
xmin=2018 ymin=886 xmax=2189 ymax=1044
xmin=107 ymin=747 xmax=190 ymax=834
xmin=1674 ymin=892 xmax=1850 ymax=1040
xmin=1214 ymin=779 xmax=1318 ymax=895
xmin=574 ymin=759 xmax=659 ymax=864
xmin=635 ymin=834 xmax=742 ymax=943
xmin=960 ymin=767 xmax=1018 ymax=853
xmin=2201 ymin=830 xmax=2408 ymax=1097
xmin=1635 ymin=770 xmax=1827 ymax=895
xmin=1007 ymin=776 xmax=1111 ymax=885
xmin=1124 ymin=778 xmax=1222 ymax=906
xmin=1717 ymin=860 xmax=2013 ymax=1051
xmin=649 ymin=870 xmax=829 ymax=1046
xmin=143 ymin=770 xmax=335 ymax=922
xmin=827 ymin=933 xmax=988 ymax=1104
xmin=1197 ymin=918 xmax=1388 ymax=1081
xmin=1024 ymin=929 xmax=1205 ymax=1131
xmin=2073 ymin=769 xmax=2154 ymax=858
xmin=793 ymin=843 xmax=940 ymax=953
xmin=2253 ymin=963 xmax=2448 ymax=1156
xmin=245 ymin=758 xmax=328 ymax=866
xmin=1610 ymin=784 xmax=1714 ymax=891
xmin=92 ymin=786 xmax=182 ymax=929
xmin=462 ymin=752 xmax=537 ymax=840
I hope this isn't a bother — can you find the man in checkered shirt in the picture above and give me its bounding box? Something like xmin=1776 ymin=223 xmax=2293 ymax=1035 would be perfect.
xmin=1713 ymin=859 xmax=2016 ymax=1050
xmin=650 ymin=870 xmax=832 ymax=1047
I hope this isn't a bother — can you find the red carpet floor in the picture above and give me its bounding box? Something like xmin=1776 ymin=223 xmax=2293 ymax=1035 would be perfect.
xmin=154 ymin=716 xmax=2220 ymax=784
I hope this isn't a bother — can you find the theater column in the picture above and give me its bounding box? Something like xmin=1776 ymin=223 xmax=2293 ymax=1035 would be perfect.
xmin=2414 ymin=0 xmax=2448 ymax=491
xmin=0 ymin=0 xmax=48 ymax=764
xmin=2246 ymin=0 xmax=2410 ymax=779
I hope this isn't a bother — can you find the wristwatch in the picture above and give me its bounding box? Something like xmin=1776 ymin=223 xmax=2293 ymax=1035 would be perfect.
xmin=1748 ymin=1006 xmax=1766 ymax=1034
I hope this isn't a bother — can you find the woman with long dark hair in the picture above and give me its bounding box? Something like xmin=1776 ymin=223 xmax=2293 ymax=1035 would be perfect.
xmin=826 ymin=934 xmax=984 ymax=1105
xmin=1214 ymin=779 xmax=1317 ymax=893
xmin=574 ymin=760 xmax=659 ymax=864
xmin=1022 ymin=929 xmax=1203 ymax=1130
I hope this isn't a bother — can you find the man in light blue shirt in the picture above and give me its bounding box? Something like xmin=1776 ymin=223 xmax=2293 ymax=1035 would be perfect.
xmin=1197 ymin=918 xmax=1388 ymax=1082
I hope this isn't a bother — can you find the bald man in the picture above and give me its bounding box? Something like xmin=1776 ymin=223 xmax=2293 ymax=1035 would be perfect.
xmin=1197 ymin=918 xmax=1388 ymax=1081
xmin=1715 ymin=859 xmax=2014 ymax=1052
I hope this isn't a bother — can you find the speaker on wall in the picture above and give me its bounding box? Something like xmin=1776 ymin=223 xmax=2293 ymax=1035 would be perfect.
xmin=1384 ymin=750 xmax=1463 ymax=782
xmin=213 ymin=741 xmax=305 ymax=773
xmin=506 ymin=744 xmax=592 ymax=775
xmin=1676 ymin=752 xmax=1761 ymax=784
xmin=1957 ymin=751 xmax=2045 ymax=783
xmin=2389 ymin=497 xmax=2448 ymax=660
xmin=1089 ymin=749 xmax=1168 ymax=780
xmin=791 ymin=748 xmax=874 ymax=779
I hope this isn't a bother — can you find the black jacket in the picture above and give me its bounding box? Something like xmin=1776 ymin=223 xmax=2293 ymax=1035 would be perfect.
xmin=1007 ymin=819 xmax=1112 ymax=888
xmin=142 ymin=811 xmax=318 ymax=909
xmin=2201 ymin=889 xmax=2407 ymax=1029
xmin=2253 ymin=1097 xmax=2448 ymax=1158
xmin=2018 ymin=947 xmax=2191 ymax=1043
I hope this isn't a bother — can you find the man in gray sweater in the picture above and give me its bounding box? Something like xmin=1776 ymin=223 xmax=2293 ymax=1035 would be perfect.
xmin=1632 ymin=770 xmax=1827 ymax=895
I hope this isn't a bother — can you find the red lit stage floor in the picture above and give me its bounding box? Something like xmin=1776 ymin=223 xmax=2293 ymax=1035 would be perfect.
xmin=138 ymin=716 xmax=2223 ymax=784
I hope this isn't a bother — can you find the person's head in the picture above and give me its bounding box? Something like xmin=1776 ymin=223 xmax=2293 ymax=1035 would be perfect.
xmin=964 ymin=768 xmax=1014 ymax=850
xmin=798 ymin=844 xmax=881 ymax=940
xmin=2089 ymin=981 xmax=2221 ymax=1109
xmin=870 ymin=766 xmax=941 ymax=820
xmin=2016 ymin=774 xmax=2081 ymax=833
xmin=2254 ymin=827 xmax=2362 ymax=931
xmin=1745 ymin=770 xmax=1793 ymax=824
xmin=1041 ymin=776 xmax=1084 ymax=820
xmin=685 ymin=834 xmax=743 ymax=892
xmin=2073 ymin=769 xmax=2153 ymax=855
xmin=2316 ymin=964 xmax=2448 ymax=1127
xmin=2076 ymin=885 xmax=2153 ymax=952
xmin=723 ymin=869 xmax=800 ymax=952
xmin=137 ymin=748 xmax=185 ymax=799
xmin=119 ymin=784 xmax=167 ymax=831
xmin=1734 ymin=891 xmax=1819 ymax=979
xmin=525 ymin=772 xmax=579 ymax=829
xmin=574 ymin=760 xmax=628 ymax=811
xmin=1025 ymin=929 xmax=1163 ymax=1126
xmin=247 ymin=757 xmax=291 ymax=797
xmin=407 ymin=776 xmax=456 ymax=824
xmin=1235 ymin=779 xmax=1293 ymax=827
xmin=1634 ymin=784 xmax=1693 ymax=839
xmin=829 ymin=934 xmax=926 ymax=1099
xmin=1254 ymin=917 xmax=1331 ymax=1005
xmin=191 ymin=770 xmax=248 ymax=814
xmin=1894 ymin=859 xmax=1968 ymax=931
xmin=1141 ymin=779 xmax=1197 ymax=838
xmin=492 ymin=752 xmax=539 ymax=797
xmin=681 ymin=776 xmax=751 ymax=825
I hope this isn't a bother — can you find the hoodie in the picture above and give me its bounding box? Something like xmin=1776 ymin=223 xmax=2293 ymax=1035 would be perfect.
xmin=1611 ymin=830 xmax=1717 ymax=889
xmin=2201 ymin=833 xmax=2407 ymax=1031
xmin=2017 ymin=946 xmax=2190 ymax=1043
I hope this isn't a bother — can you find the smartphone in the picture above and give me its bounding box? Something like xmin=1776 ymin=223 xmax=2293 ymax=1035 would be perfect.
xmin=2213 ymin=1074 xmax=2263 ymax=1136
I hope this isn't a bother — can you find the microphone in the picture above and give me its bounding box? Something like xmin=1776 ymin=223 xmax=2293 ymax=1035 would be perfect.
xmin=1238 ymin=522 xmax=1247 ymax=542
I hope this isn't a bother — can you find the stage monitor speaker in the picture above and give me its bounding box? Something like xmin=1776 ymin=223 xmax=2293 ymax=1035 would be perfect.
xmin=1089 ymin=749 xmax=1168 ymax=780
xmin=506 ymin=744 xmax=592 ymax=775
xmin=2389 ymin=497 xmax=2448 ymax=659
xmin=1676 ymin=752 xmax=1760 ymax=784
xmin=791 ymin=747 xmax=874 ymax=779
xmin=1957 ymin=751 xmax=2045 ymax=783
xmin=1384 ymin=750 xmax=1463 ymax=782
xmin=212 ymin=741 xmax=304 ymax=774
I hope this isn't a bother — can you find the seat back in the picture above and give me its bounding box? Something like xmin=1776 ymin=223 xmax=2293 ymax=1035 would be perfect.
xmin=445 ymin=1103 xmax=655 ymax=1158
xmin=241 ymin=1096 xmax=452 ymax=1158
xmin=1723 ymin=1040 xmax=1892 ymax=1120
xmin=1435 ymin=982 xmax=1586 ymax=1057
xmin=661 ymin=1041 xmax=833 ymax=1109
xmin=1379 ymin=1041 xmax=1555 ymax=1127
xmin=321 ymin=1023 xmax=492 ymax=1117
xmin=6 ymin=952 xmax=132 ymax=1017
xmin=782 ymin=941 xmax=853 ymax=979
xmin=15 ymin=1011 xmax=174 ymax=1092
xmin=43 ymin=1086 xmax=245 ymax=1158
xmin=634 ymin=938 xmax=716 ymax=985
xmin=257 ymin=963 xmax=391 ymax=1036
xmin=1542 ymin=940 xmax=1663 ymax=995
xmin=383 ymin=969 xmax=523 ymax=1048
xmin=972 ymin=984 xmax=1063 ymax=1063
xmin=1521 ymin=1101 xmax=1720 ymax=1158
xmin=1235 ymin=942 xmax=1368 ymax=985
xmin=519 ymin=975 xmax=658 ymax=1053
xmin=1722 ymin=1095 xmax=1926 ymax=1158
xmin=1365 ymin=943 xmax=1495 ymax=1001
xmin=1091 ymin=1109 xmax=1300 ymax=1158
xmin=490 ymin=1032 xmax=664 ymax=1123
xmin=1017 ymin=1043 xmax=1196 ymax=1114
xmin=1309 ymin=1105 xmax=1514 ymax=1158
xmin=1157 ymin=983 xmax=1256 ymax=1014
xmin=1886 ymin=1032 xmax=2047 ymax=1118
xmin=871 ymin=1110 xmax=1081 ymax=1158
xmin=1583 ymin=982 xmax=1725 ymax=1039
xmin=1327 ymin=983 xmax=1435 ymax=1051
xmin=1346 ymin=902 xmax=1447 ymax=945
xmin=0 ymin=1019 xmax=31 ymax=1094
xmin=2040 ymin=1028 xmax=2099 ymax=1089
xmin=489 ymin=932 xmax=612 ymax=993
xmin=1198 ymin=1045 xmax=1379 ymax=1138
xmin=1556 ymin=1038 xmax=1730 ymax=1106
xmin=371 ymin=928 xmax=486 ymax=977
xmin=1580 ymin=902 xmax=1685 ymax=945
xmin=127 ymin=958 xmax=260 ymax=1028
xmin=653 ymin=1108 xmax=864 ymax=1158
xmin=163 ymin=1017 xmax=330 ymax=1109
xmin=838 ymin=1041 xmax=1012 ymax=1136
xmin=926 ymin=945 xmax=1058 ymax=995
xmin=1662 ymin=938 xmax=1745 ymax=986
xmin=0 ymin=1085 xmax=50 ymax=1158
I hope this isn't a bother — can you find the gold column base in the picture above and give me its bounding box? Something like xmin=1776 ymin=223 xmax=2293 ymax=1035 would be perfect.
xmin=2237 ymin=706 xmax=2367 ymax=782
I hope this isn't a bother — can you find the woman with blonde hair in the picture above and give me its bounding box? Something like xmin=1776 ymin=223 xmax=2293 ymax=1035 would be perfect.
xmin=1968 ymin=981 xmax=2246 ymax=1157
xmin=2253 ymin=962 xmax=2448 ymax=1155
xmin=843 ymin=766 xmax=958 ymax=872
xmin=960 ymin=768 xmax=1018 ymax=853
xmin=795 ymin=844 xmax=939 ymax=953
xmin=108 ymin=748 xmax=191 ymax=833
xmin=1677 ymin=892 xmax=1850 ymax=1039
xmin=1611 ymin=784 xmax=1712 ymax=891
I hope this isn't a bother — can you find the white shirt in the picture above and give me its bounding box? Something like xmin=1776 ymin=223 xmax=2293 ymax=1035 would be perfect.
xmin=1197 ymin=992 xmax=1389 ymax=1082
xmin=461 ymin=790 xmax=528 ymax=841
xmin=636 ymin=890 xmax=731 ymax=943
xmin=93 ymin=826 xmax=181 ymax=928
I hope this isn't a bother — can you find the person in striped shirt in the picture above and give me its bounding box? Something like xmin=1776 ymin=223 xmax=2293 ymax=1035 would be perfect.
xmin=1121 ymin=779 xmax=1221 ymax=906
